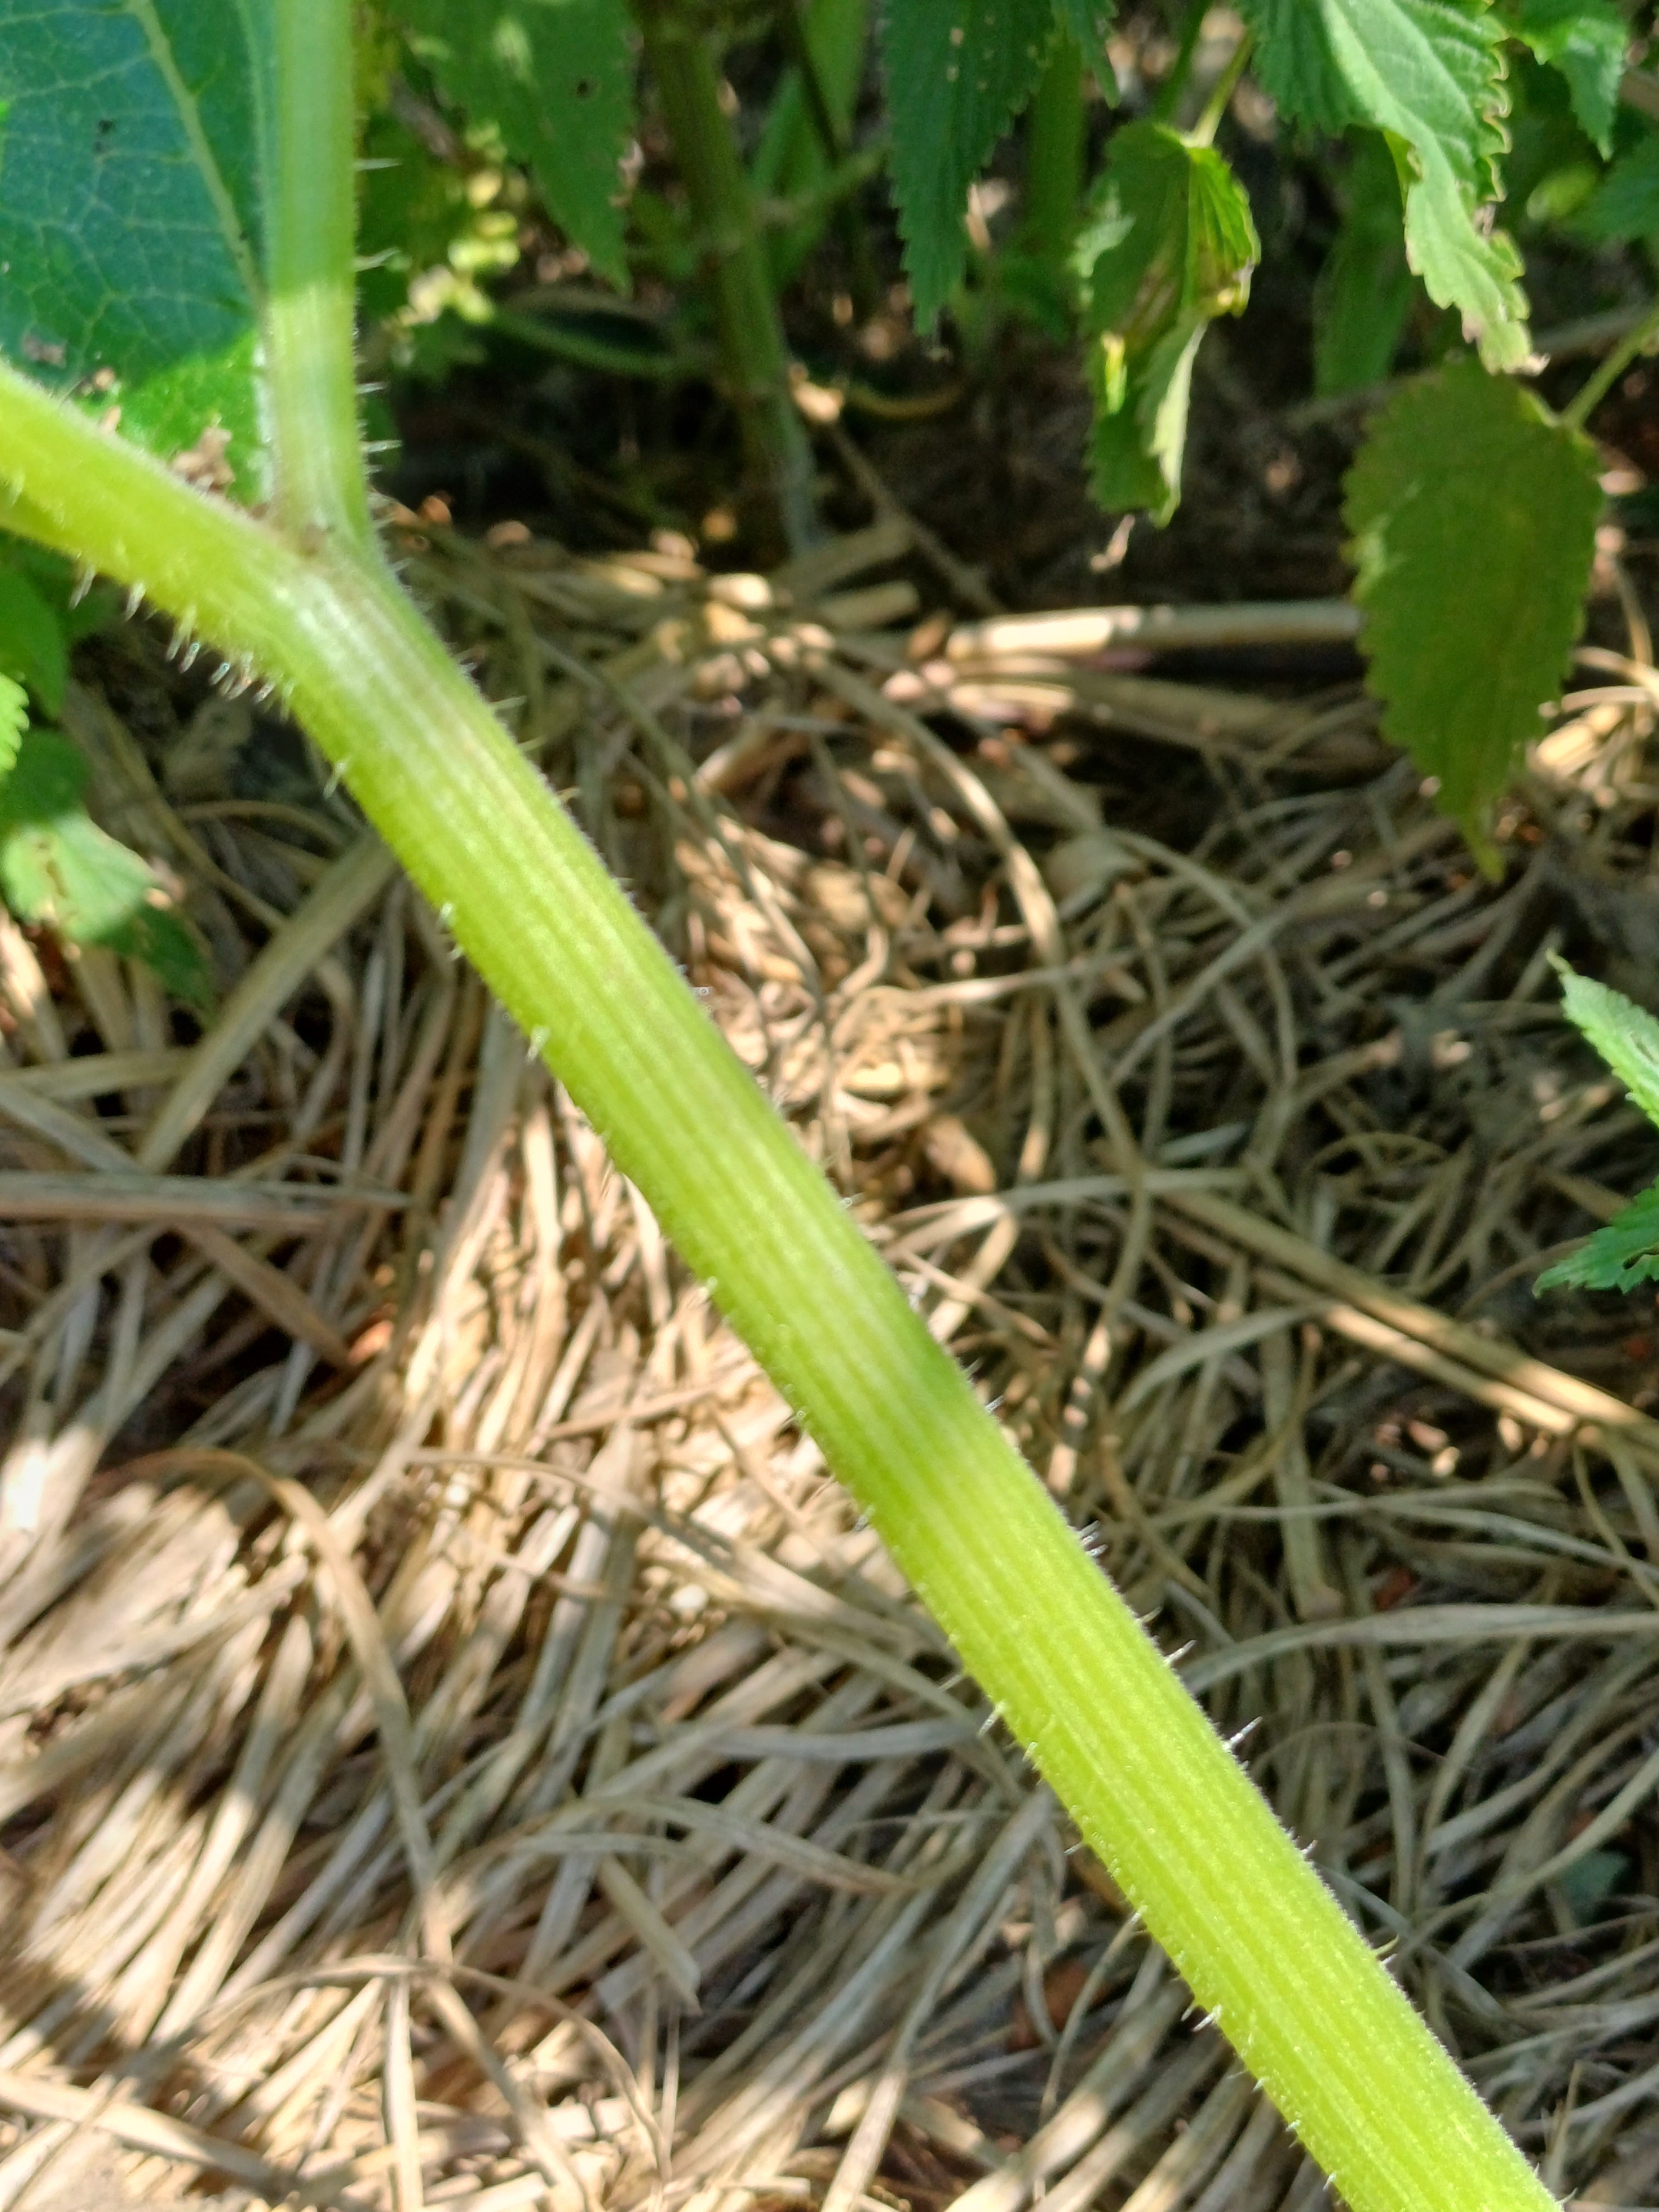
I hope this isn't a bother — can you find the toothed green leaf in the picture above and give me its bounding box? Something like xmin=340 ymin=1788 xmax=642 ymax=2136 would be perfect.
xmin=396 ymin=0 xmax=636 ymax=289
xmin=1537 ymin=1184 xmax=1659 ymax=1292
xmin=1074 ymin=121 xmax=1258 ymax=521
xmin=881 ymin=0 xmax=1058 ymax=326
xmin=0 ymin=727 xmax=211 ymax=1007
xmin=1240 ymin=0 xmax=1530 ymax=368
xmin=1505 ymin=0 xmax=1627 ymax=153
xmin=1344 ymin=359 xmax=1601 ymax=862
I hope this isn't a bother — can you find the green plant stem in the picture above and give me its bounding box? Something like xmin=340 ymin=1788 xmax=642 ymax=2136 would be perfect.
xmin=266 ymin=0 xmax=370 ymax=548
xmin=1562 ymin=293 xmax=1659 ymax=429
xmin=1024 ymin=31 xmax=1086 ymax=273
xmin=1187 ymin=31 xmax=1253 ymax=149
xmin=0 ymin=359 xmax=1554 ymax=2212
xmin=635 ymin=2 xmax=820 ymax=553
xmin=1150 ymin=0 xmax=1209 ymax=125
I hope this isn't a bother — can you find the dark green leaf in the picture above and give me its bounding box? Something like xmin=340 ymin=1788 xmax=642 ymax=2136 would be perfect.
xmin=1577 ymin=132 xmax=1659 ymax=238
xmin=1505 ymin=0 xmax=1626 ymax=153
xmin=0 ymin=677 xmax=25 ymax=782
xmin=1344 ymin=359 xmax=1601 ymax=862
xmin=0 ymin=567 xmax=66 ymax=712
xmin=0 ymin=728 xmax=210 ymax=1006
xmin=1051 ymin=0 xmax=1117 ymax=85
xmin=1314 ymin=131 xmax=1419 ymax=395
xmin=397 ymin=0 xmax=635 ymax=288
xmin=1551 ymin=957 xmax=1659 ymax=1131
xmin=881 ymin=0 xmax=1056 ymax=326
xmin=1241 ymin=0 xmax=1530 ymax=367
xmin=0 ymin=0 xmax=269 ymax=490
xmin=1074 ymin=122 xmax=1257 ymax=521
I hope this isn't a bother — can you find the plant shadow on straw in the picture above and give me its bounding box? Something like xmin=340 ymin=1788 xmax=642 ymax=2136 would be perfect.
xmin=5 ymin=518 xmax=1659 ymax=2206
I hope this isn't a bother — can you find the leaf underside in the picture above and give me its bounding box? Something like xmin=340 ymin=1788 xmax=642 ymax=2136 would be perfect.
xmin=1074 ymin=121 xmax=1258 ymax=522
xmin=1343 ymin=358 xmax=1601 ymax=861
xmin=1240 ymin=0 xmax=1530 ymax=368
xmin=881 ymin=0 xmax=1058 ymax=326
xmin=0 ymin=0 xmax=269 ymax=490
xmin=396 ymin=0 xmax=636 ymax=289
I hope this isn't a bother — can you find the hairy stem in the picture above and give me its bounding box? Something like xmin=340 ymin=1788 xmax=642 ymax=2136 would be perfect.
xmin=0 ymin=361 xmax=1553 ymax=2212
xmin=265 ymin=0 xmax=372 ymax=546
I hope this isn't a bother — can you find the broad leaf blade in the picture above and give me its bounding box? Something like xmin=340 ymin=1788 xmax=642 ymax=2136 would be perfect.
xmin=1343 ymin=358 xmax=1601 ymax=860
xmin=881 ymin=0 xmax=1056 ymax=326
xmin=0 ymin=728 xmax=211 ymax=1006
xmin=1241 ymin=0 xmax=1530 ymax=368
xmin=1505 ymin=0 xmax=1626 ymax=152
xmin=398 ymin=0 xmax=636 ymax=289
xmin=0 ymin=0 xmax=270 ymax=492
xmin=1075 ymin=123 xmax=1257 ymax=521
xmin=1578 ymin=134 xmax=1659 ymax=239
xmin=1551 ymin=958 xmax=1659 ymax=1132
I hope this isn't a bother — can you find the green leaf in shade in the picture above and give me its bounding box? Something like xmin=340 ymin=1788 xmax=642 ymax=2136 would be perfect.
xmin=0 ymin=0 xmax=269 ymax=494
xmin=0 ymin=727 xmax=211 ymax=1008
xmin=1551 ymin=957 xmax=1659 ymax=1131
xmin=1578 ymin=133 xmax=1659 ymax=238
xmin=1314 ymin=132 xmax=1419 ymax=395
xmin=1051 ymin=0 xmax=1118 ymax=86
xmin=1073 ymin=121 xmax=1257 ymax=522
xmin=1505 ymin=0 xmax=1627 ymax=153
xmin=1343 ymin=359 xmax=1601 ymax=864
xmin=1241 ymin=0 xmax=1530 ymax=369
xmin=1536 ymin=1184 xmax=1659 ymax=1291
xmin=0 ymin=566 xmax=67 ymax=713
xmin=881 ymin=0 xmax=1057 ymax=326
xmin=0 ymin=677 xmax=25 ymax=782
xmin=397 ymin=0 xmax=635 ymax=289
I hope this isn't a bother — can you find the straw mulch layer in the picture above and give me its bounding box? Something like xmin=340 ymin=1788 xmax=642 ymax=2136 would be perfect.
xmin=4 ymin=518 xmax=1659 ymax=2210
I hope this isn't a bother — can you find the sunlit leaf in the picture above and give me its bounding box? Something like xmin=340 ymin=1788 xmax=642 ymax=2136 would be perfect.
xmin=397 ymin=0 xmax=636 ymax=288
xmin=1074 ymin=122 xmax=1257 ymax=521
xmin=0 ymin=0 xmax=270 ymax=492
xmin=1551 ymin=957 xmax=1659 ymax=1132
xmin=1241 ymin=0 xmax=1530 ymax=368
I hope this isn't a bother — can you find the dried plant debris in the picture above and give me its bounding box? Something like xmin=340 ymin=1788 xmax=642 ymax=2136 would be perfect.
xmin=2 ymin=520 xmax=1659 ymax=2207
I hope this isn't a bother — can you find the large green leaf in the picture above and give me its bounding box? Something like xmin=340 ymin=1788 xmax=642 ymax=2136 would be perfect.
xmin=397 ymin=0 xmax=635 ymax=289
xmin=1314 ymin=131 xmax=1419 ymax=395
xmin=0 ymin=0 xmax=270 ymax=492
xmin=1344 ymin=359 xmax=1601 ymax=863
xmin=1505 ymin=0 xmax=1626 ymax=153
xmin=0 ymin=727 xmax=210 ymax=1006
xmin=1537 ymin=1181 xmax=1659 ymax=1291
xmin=1073 ymin=122 xmax=1258 ymax=522
xmin=1241 ymin=0 xmax=1530 ymax=369
xmin=881 ymin=0 xmax=1058 ymax=326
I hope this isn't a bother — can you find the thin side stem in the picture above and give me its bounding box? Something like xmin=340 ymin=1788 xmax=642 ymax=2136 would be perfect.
xmin=265 ymin=0 xmax=372 ymax=547
xmin=0 ymin=361 xmax=1554 ymax=2212
xmin=1562 ymin=293 xmax=1659 ymax=431
xmin=636 ymin=2 xmax=820 ymax=553
xmin=1187 ymin=31 xmax=1253 ymax=149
